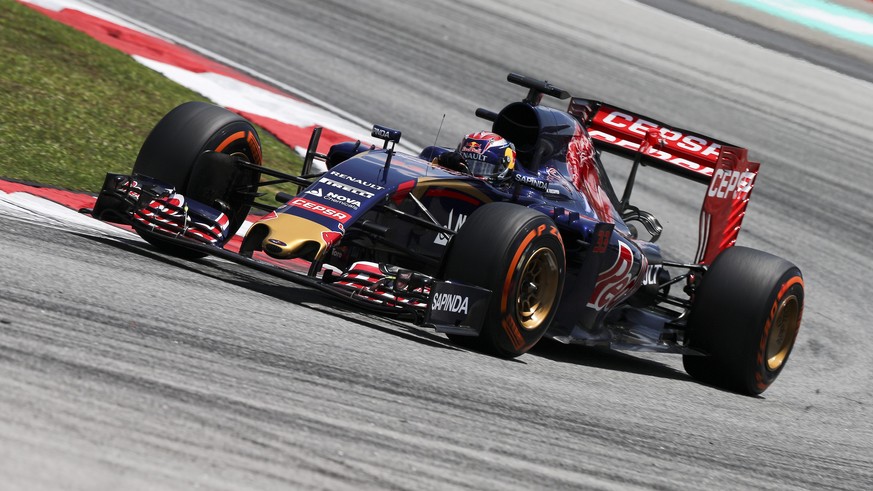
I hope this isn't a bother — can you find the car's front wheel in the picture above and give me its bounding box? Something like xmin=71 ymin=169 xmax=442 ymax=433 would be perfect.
xmin=442 ymin=202 xmax=566 ymax=358
xmin=132 ymin=101 xmax=262 ymax=258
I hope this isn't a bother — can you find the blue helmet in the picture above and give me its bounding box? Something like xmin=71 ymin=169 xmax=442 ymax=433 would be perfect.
xmin=457 ymin=131 xmax=516 ymax=179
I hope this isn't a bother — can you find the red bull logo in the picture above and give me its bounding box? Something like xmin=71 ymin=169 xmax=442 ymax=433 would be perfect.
xmin=321 ymin=231 xmax=343 ymax=247
xmin=462 ymin=140 xmax=484 ymax=153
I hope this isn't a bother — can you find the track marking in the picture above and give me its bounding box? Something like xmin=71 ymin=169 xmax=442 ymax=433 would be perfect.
xmin=729 ymin=0 xmax=873 ymax=47
xmin=0 ymin=191 xmax=137 ymax=239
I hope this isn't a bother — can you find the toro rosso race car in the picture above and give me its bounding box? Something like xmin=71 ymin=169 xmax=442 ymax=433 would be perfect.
xmin=90 ymin=73 xmax=804 ymax=395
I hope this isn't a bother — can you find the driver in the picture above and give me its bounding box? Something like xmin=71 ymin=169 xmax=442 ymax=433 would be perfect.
xmin=425 ymin=131 xmax=516 ymax=181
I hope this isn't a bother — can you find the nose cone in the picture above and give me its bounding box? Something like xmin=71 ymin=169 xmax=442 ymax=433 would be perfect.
xmin=245 ymin=213 xmax=337 ymax=261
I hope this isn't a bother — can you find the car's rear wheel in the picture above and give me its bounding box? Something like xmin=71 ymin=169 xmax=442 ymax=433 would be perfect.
xmin=132 ymin=101 xmax=262 ymax=258
xmin=683 ymin=246 xmax=804 ymax=395
xmin=442 ymin=202 xmax=565 ymax=358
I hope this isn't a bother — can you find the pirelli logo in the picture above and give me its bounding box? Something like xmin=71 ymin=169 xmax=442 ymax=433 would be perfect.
xmin=321 ymin=178 xmax=375 ymax=198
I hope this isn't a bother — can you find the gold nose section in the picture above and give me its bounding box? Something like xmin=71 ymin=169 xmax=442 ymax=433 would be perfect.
xmin=243 ymin=213 xmax=332 ymax=261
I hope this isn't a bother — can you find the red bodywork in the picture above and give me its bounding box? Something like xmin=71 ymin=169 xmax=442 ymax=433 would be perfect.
xmin=570 ymin=99 xmax=761 ymax=265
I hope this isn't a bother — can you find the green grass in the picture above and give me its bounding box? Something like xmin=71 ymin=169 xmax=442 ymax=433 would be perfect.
xmin=0 ymin=0 xmax=302 ymax=193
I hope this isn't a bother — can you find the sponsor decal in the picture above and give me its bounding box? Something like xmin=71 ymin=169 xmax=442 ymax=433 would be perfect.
xmin=372 ymin=127 xmax=392 ymax=139
xmin=642 ymin=264 xmax=663 ymax=286
xmin=595 ymin=109 xmax=722 ymax=160
xmin=592 ymin=228 xmax=611 ymax=254
xmin=434 ymin=209 xmax=467 ymax=246
xmin=371 ymin=125 xmax=401 ymax=142
xmin=325 ymin=191 xmax=361 ymax=209
xmin=288 ymin=197 xmax=350 ymax=223
xmin=268 ymin=238 xmax=287 ymax=247
xmin=463 ymin=140 xmax=483 ymax=153
xmin=459 ymin=132 xmax=512 ymax=164
xmin=546 ymin=167 xmax=561 ymax=181
xmin=309 ymin=186 xmax=362 ymax=208
xmin=320 ymin=178 xmax=375 ymax=198
xmin=425 ymin=281 xmax=491 ymax=334
xmin=328 ymin=171 xmax=385 ymax=191
xmin=694 ymin=148 xmax=759 ymax=265
xmin=462 ymin=151 xmax=488 ymax=162
xmin=246 ymin=131 xmax=262 ymax=164
xmin=588 ymin=107 xmax=730 ymax=178
xmin=706 ymin=168 xmax=755 ymax=200
xmin=431 ymin=292 xmax=469 ymax=314
xmin=321 ymin=231 xmax=343 ymax=247
xmin=545 ymin=167 xmax=576 ymax=195
xmin=514 ymin=173 xmax=548 ymax=191
xmin=587 ymin=241 xmax=636 ymax=311
xmin=588 ymin=130 xmax=713 ymax=177
xmin=566 ymin=126 xmax=614 ymax=223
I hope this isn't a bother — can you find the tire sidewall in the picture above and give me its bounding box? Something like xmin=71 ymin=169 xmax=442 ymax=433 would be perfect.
xmin=748 ymin=273 xmax=804 ymax=393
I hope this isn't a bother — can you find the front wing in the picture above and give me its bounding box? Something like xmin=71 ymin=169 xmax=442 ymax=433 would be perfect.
xmin=90 ymin=182 xmax=491 ymax=336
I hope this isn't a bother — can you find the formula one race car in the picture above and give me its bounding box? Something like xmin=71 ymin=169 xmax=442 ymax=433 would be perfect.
xmin=90 ymin=73 xmax=804 ymax=395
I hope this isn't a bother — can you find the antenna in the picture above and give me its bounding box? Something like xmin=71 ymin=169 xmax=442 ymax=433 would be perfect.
xmin=433 ymin=114 xmax=446 ymax=148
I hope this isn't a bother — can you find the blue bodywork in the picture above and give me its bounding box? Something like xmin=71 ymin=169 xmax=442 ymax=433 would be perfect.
xmin=272 ymin=101 xmax=669 ymax=348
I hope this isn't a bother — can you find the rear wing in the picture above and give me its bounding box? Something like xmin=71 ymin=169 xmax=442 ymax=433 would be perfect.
xmin=569 ymin=98 xmax=736 ymax=184
xmin=567 ymin=98 xmax=761 ymax=264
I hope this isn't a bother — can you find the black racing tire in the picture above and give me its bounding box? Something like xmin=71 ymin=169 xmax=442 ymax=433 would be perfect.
xmin=443 ymin=202 xmax=565 ymax=358
xmin=683 ymin=246 xmax=804 ymax=395
xmin=132 ymin=101 xmax=262 ymax=258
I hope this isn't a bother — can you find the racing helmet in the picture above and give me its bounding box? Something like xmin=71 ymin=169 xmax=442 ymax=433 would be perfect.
xmin=457 ymin=131 xmax=516 ymax=179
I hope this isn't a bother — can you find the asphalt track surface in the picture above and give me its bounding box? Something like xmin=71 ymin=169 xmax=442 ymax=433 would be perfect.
xmin=2 ymin=0 xmax=872 ymax=489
